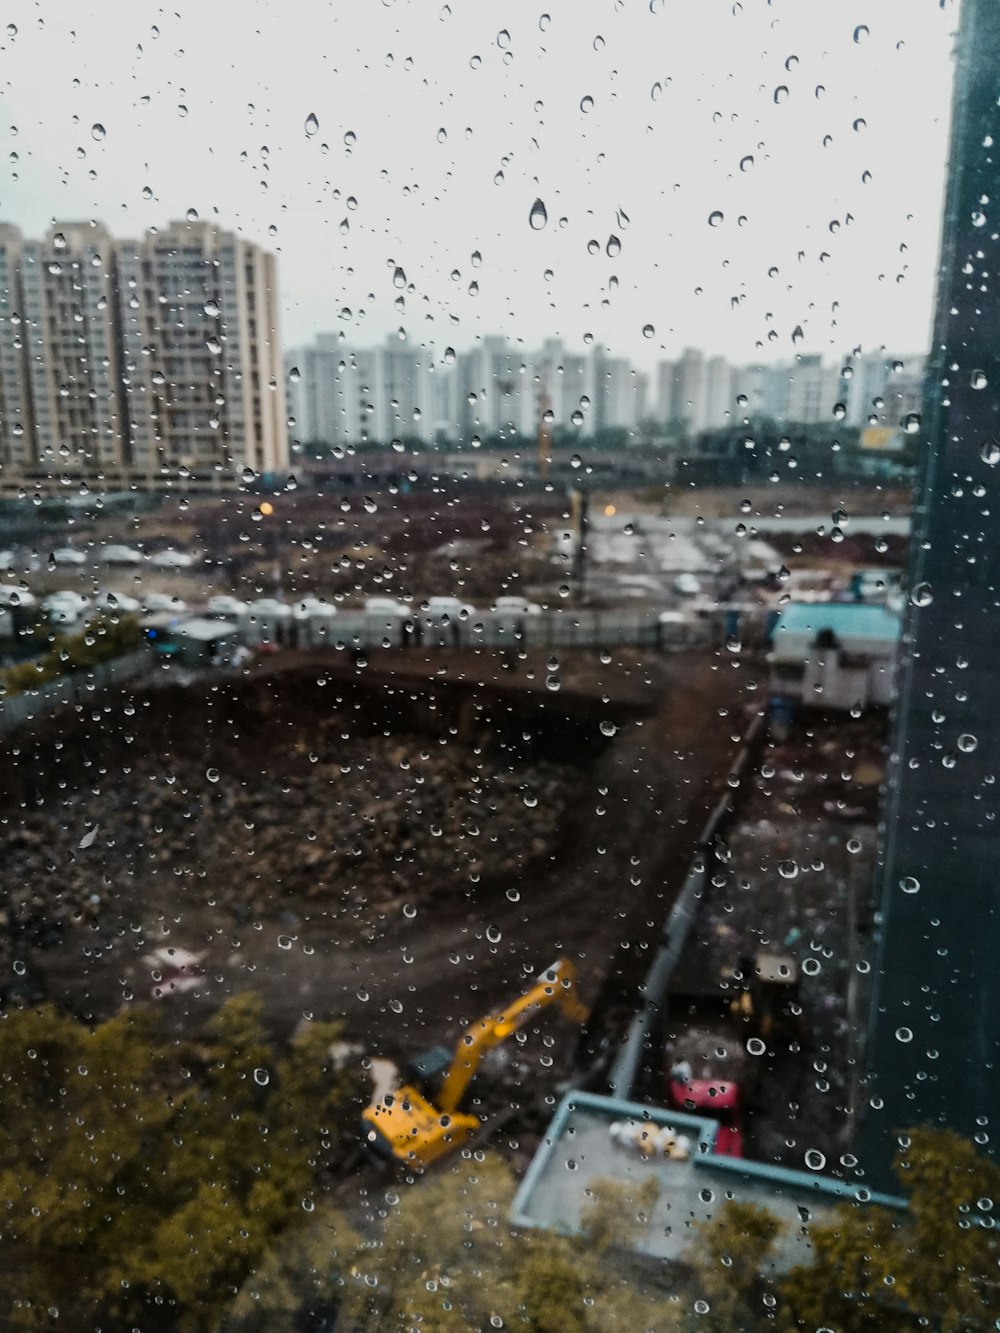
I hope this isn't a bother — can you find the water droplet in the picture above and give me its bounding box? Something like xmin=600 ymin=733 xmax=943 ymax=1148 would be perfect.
xmin=972 ymin=369 xmax=988 ymax=390
xmin=529 ymin=198 xmax=548 ymax=230
xmin=832 ymin=402 xmax=846 ymax=420
xmin=747 ymin=1037 xmax=766 ymax=1056
xmin=344 ymin=129 xmax=356 ymax=146
xmin=205 ymin=336 xmax=222 ymax=355
xmin=910 ymin=582 xmax=933 ymax=607
xmin=254 ymin=1067 xmax=269 ymax=1086
xmin=277 ymin=934 xmax=294 ymax=951
xmin=901 ymin=412 xmax=921 ymax=434
xmin=958 ymin=733 xmax=978 ymax=753
xmin=206 ymin=767 xmax=220 ymax=783
xmin=599 ymin=720 xmax=617 ymax=737
xmin=708 ymin=210 xmax=724 ymax=227
xmin=497 ymin=28 xmax=511 ymax=48
xmin=804 ymin=1148 xmax=827 ymax=1171
xmin=895 ymin=1026 xmax=913 ymax=1043
xmin=580 ymin=95 xmax=594 ymax=114
xmin=203 ymin=298 xmax=220 ymax=318
xmin=305 ymin=111 xmax=319 ymax=136
xmin=778 ymin=859 xmax=798 ymax=879
xmin=773 ymin=85 xmax=788 ymax=105
xmin=393 ymin=265 xmax=406 ymax=288
xmin=486 ymin=925 xmax=502 ymax=943
xmin=642 ymin=323 xmax=655 ymax=339
xmin=91 ymin=122 xmax=106 ymax=141
xmin=288 ymin=365 xmax=301 ymax=383
xmin=900 ymin=875 xmax=920 ymax=894
xmin=853 ymin=23 xmax=869 ymax=43
xmin=739 ymin=154 xmax=754 ymax=172
xmin=981 ymin=440 xmax=1000 ymax=466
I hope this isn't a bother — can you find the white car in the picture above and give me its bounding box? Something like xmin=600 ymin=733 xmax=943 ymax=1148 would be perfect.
xmin=248 ymin=597 xmax=290 ymax=616
xmin=292 ymin=596 xmax=335 ymax=617
xmin=94 ymin=589 xmax=141 ymax=613
xmin=424 ymin=596 xmax=475 ymax=619
xmin=142 ymin=593 xmax=188 ymax=614
xmin=51 ymin=547 xmax=87 ymax=566
xmin=206 ymin=595 xmax=246 ymax=619
xmin=364 ymin=596 xmax=410 ymax=617
xmin=0 ymin=583 xmax=36 ymax=609
xmin=100 ymin=544 xmax=143 ymax=566
xmin=673 ymin=573 xmax=702 ymax=597
xmin=493 ymin=595 xmax=542 ymax=616
xmin=43 ymin=591 xmax=91 ymax=625
xmin=150 ymin=549 xmax=196 ymax=569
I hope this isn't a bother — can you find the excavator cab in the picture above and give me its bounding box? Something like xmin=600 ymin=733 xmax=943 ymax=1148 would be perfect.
xmin=362 ymin=959 xmax=588 ymax=1168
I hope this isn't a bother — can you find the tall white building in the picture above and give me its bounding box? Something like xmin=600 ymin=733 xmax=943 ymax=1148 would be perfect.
xmin=0 ymin=224 xmax=33 ymax=472
xmin=290 ymin=335 xmax=435 ymax=447
xmin=21 ymin=222 xmax=127 ymax=474
xmin=117 ymin=220 xmax=287 ymax=477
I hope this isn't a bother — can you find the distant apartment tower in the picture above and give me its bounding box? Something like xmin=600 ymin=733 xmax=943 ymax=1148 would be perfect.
xmin=20 ymin=223 xmax=127 ymax=473
xmin=117 ymin=220 xmax=287 ymax=477
xmin=290 ymin=335 xmax=434 ymax=447
xmin=0 ymin=224 xmax=33 ymax=472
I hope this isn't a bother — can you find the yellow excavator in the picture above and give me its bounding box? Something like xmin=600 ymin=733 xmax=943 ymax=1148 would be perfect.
xmin=362 ymin=958 xmax=588 ymax=1167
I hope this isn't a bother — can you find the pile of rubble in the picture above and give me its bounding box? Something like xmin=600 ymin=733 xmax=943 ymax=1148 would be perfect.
xmin=0 ymin=736 xmax=581 ymax=983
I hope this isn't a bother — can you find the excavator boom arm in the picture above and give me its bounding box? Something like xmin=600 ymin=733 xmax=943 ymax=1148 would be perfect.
xmin=437 ymin=959 xmax=586 ymax=1114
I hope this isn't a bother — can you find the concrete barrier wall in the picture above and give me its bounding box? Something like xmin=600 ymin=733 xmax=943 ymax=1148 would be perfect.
xmin=0 ymin=649 xmax=152 ymax=736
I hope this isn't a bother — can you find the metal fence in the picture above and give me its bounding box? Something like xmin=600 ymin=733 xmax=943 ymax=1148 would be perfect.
xmin=240 ymin=608 xmax=722 ymax=654
xmin=0 ymin=648 xmax=152 ymax=736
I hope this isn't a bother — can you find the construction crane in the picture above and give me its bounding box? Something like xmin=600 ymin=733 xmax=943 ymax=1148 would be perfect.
xmin=362 ymin=958 xmax=588 ymax=1167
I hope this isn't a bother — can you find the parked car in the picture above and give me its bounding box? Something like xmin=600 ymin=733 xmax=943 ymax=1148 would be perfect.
xmin=493 ymin=595 xmax=542 ymax=615
xmin=364 ymin=596 xmax=410 ymax=617
xmin=94 ymin=589 xmax=141 ymax=614
xmin=247 ymin=597 xmax=290 ymax=616
xmin=150 ymin=549 xmax=196 ymax=569
xmin=0 ymin=583 xmax=37 ymax=609
xmin=292 ymin=596 xmax=335 ymax=617
xmin=51 ymin=547 xmax=88 ymax=566
xmin=206 ymin=595 xmax=246 ymax=619
xmin=672 ymin=573 xmax=702 ymax=597
xmin=43 ymin=592 xmax=91 ymax=625
xmin=100 ymin=544 xmax=143 ymax=566
xmin=142 ymin=593 xmax=188 ymax=614
xmin=424 ymin=595 xmax=475 ymax=618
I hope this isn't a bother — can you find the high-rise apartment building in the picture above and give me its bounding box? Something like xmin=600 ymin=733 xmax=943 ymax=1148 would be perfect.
xmin=21 ymin=222 xmax=127 ymax=474
xmin=117 ymin=220 xmax=287 ymax=477
xmin=289 ymin=335 xmax=435 ymax=447
xmin=0 ymin=218 xmax=287 ymax=480
xmin=0 ymin=223 xmax=33 ymax=472
xmin=860 ymin=0 xmax=1000 ymax=1184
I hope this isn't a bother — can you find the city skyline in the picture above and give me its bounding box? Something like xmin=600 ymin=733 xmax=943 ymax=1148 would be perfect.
xmin=0 ymin=1 xmax=957 ymax=364
xmin=287 ymin=326 xmax=926 ymax=447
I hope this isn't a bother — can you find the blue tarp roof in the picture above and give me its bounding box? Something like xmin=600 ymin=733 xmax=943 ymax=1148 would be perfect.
xmin=775 ymin=601 xmax=901 ymax=642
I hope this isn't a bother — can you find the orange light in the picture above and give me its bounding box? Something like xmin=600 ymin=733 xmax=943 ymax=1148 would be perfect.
xmin=259 ymin=501 xmax=274 ymax=516
xmin=604 ymin=504 xmax=616 ymax=517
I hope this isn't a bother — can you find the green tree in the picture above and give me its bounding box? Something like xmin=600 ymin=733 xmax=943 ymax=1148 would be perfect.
xmin=781 ymin=1128 xmax=1000 ymax=1332
xmin=0 ymin=997 xmax=363 ymax=1332
xmin=686 ymin=1199 xmax=784 ymax=1331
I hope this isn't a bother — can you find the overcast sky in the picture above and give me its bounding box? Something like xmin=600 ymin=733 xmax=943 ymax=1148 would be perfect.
xmin=0 ymin=0 xmax=958 ymax=367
